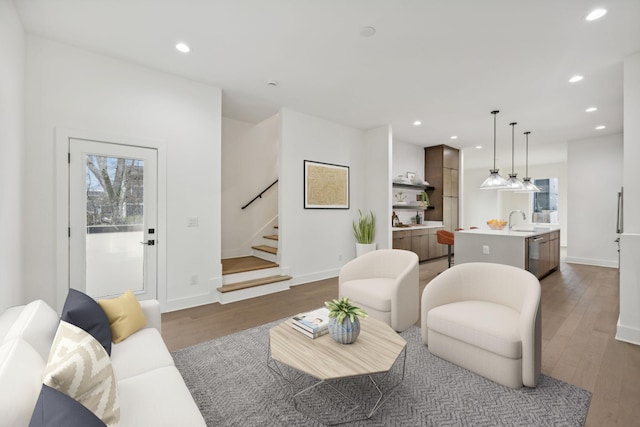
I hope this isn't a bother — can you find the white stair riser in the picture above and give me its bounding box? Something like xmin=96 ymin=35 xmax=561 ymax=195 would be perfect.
xmin=217 ymin=280 xmax=291 ymax=304
xmin=252 ymin=249 xmax=277 ymax=263
xmin=222 ymin=266 xmax=281 ymax=285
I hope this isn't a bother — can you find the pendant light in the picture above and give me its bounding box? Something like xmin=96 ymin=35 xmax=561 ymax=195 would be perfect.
xmin=480 ymin=110 xmax=509 ymax=189
xmin=505 ymin=122 xmax=524 ymax=190
xmin=518 ymin=131 xmax=541 ymax=192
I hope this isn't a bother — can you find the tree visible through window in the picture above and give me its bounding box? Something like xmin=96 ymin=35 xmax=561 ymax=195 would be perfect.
xmin=86 ymin=155 xmax=144 ymax=229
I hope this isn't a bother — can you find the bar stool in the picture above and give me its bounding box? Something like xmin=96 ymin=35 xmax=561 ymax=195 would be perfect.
xmin=436 ymin=230 xmax=455 ymax=268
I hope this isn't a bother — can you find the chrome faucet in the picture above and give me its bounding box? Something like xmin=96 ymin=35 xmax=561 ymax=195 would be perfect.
xmin=508 ymin=210 xmax=526 ymax=231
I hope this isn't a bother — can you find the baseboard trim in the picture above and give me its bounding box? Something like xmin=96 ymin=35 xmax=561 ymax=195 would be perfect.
xmin=165 ymin=292 xmax=218 ymax=313
xmin=616 ymin=317 xmax=640 ymax=346
xmin=289 ymin=269 xmax=339 ymax=286
xmin=564 ymin=257 xmax=618 ymax=268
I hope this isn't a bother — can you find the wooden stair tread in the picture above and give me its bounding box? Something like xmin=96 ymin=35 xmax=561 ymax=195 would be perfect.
xmin=263 ymin=234 xmax=278 ymax=241
xmin=222 ymin=256 xmax=278 ymax=275
xmin=217 ymin=275 xmax=292 ymax=293
xmin=253 ymin=245 xmax=277 ymax=254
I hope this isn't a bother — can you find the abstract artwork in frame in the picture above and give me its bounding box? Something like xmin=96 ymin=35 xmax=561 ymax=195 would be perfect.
xmin=304 ymin=160 xmax=350 ymax=209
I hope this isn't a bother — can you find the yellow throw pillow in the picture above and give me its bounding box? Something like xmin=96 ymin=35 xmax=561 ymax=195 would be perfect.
xmin=98 ymin=290 xmax=146 ymax=343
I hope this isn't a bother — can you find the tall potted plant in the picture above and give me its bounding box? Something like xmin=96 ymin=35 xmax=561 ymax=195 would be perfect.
xmin=353 ymin=209 xmax=376 ymax=257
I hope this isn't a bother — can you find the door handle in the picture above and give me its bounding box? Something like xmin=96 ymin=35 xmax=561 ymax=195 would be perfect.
xmin=140 ymin=240 xmax=155 ymax=246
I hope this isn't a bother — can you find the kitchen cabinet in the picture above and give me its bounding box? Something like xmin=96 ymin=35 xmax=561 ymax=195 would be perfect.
xmin=549 ymin=231 xmax=560 ymax=270
xmin=429 ymin=227 xmax=441 ymax=258
xmin=424 ymin=145 xmax=459 ymax=231
xmin=526 ymin=230 xmax=560 ymax=279
xmin=393 ymin=227 xmax=444 ymax=261
xmin=411 ymin=228 xmax=430 ymax=261
xmin=392 ymin=230 xmax=412 ymax=251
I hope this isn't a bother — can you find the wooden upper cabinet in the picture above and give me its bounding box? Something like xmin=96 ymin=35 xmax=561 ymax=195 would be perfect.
xmin=424 ymin=145 xmax=460 ymax=226
xmin=443 ymin=168 xmax=459 ymax=197
xmin=443 ymin=145 xmax=460 ymax=169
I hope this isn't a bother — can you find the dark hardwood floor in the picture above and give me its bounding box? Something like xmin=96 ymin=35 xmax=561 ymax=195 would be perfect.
xmin=162 ymin=255 xmax=640 ymax=426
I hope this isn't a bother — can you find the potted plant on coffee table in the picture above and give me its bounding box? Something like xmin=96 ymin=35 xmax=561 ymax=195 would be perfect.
xmin=353 ymin=209 xmax=376 ymax=257
xmin=325 ymin=297 xmax=368 ymax=344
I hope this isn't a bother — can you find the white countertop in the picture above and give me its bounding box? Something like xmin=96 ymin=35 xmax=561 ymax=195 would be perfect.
xmin=456 ymin=225 xmax=560 ymax=238
xmin=392 ymin=221 xmax=443 ymax=231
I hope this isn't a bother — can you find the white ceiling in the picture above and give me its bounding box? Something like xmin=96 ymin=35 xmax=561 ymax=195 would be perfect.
xmin=13 ymin=0 xmax=640 ymax=169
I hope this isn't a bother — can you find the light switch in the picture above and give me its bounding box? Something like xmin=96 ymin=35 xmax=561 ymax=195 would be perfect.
xmin=187 ymin=217 xmax=199 ymax=227
xmin=483 ymin=245 xmax=490 ymax=254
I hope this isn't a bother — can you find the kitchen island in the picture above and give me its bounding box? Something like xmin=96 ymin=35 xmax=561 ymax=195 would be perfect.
xmin=454 ymin=226 xmax=560 ymax=279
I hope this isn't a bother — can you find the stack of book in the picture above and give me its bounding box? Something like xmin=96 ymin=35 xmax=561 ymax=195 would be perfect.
xmin=291 ymin=307 xmax=330 ymax=338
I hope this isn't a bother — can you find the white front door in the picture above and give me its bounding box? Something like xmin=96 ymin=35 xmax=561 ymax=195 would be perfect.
xmin=69 ymin=138 xmax=158 ymax=300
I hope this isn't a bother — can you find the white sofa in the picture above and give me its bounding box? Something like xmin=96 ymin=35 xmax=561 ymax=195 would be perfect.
xmin=421 ymin=262 xmax=541 ymax=388
xmin=0 ymin=299 xmax=206 ymax=427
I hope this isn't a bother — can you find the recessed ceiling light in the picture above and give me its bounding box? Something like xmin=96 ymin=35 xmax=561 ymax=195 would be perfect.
xmin=569 ymin=75 xmax=584 ymax=83
xmin=413 ymin=120 xmax=422 ymax=126
xmin=175 ymin=42 xmax=190 ymax=53
xmin=450 ymin=135 xmax=458 ymax=140
xmin=586 ymin=9 xmax=607 ymax=21
xmin=360 ymin=26 xmax=376 ymax=37
xmin=585 ymin=107 xmax=598 ymax=112
xmin=475 ymin=145 xmax=483 ymax=149
xmin=595 ymin=125 xmax=606 ymax=130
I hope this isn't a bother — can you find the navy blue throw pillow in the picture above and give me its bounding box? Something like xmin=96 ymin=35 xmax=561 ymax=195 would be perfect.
xmin=61 ymin=288 xmax=112 ymax=355
xmin=29 ymin=385 xmax=107 ymax=427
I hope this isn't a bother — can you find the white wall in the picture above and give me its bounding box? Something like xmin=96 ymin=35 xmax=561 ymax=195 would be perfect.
xmin=566 ymin=134 xmax=622 ymax=267
xmin=221 ymin=116 xmax=278 ymax=258
xmin=0 ymin=0 xmax=25 ymax=312
xmin=392 ymin=139 xmax=424 ymax=181
xmin=279 ymin=108 xmax=368 ymax=284
xmin=24 ymin=36 xmax=222 ymax=311
xmin=364 ymin=126 xmax=393 ymax=250
xmin=618 ymin=51 xmax=640 ymax=345
xmin=460 ymin=165 xmax=501 ymax=228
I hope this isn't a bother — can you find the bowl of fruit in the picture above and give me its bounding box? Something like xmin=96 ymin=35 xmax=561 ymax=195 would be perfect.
xmin=486 ymin=219 xmax=508 ymax=230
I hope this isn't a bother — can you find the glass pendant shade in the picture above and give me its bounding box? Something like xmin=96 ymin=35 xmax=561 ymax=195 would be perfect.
xmin=520 ymin=177 xmax=540 ymax=192
xmin=480 ymin=110 xmax=509 ymax=189
xmin=516 ymin=131 xmax=540 ymax=193
xmin=481 ymin=169 xmax=509 ymax=188
xmin=505 ymin=122 xmax=524 ymax=190
xmin=506 ymin=173 xmax=524 ymax=189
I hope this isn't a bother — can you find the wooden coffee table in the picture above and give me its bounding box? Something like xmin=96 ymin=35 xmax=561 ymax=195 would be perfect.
xmin=267 ymin=316 xmax=407 ymax=425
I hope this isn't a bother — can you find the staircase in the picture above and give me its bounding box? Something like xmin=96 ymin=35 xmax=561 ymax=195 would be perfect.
xmin=217 ymin=224 xmax=291 ymax=304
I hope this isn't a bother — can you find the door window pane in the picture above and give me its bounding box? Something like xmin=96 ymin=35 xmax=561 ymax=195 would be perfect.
xmin=85 ymin=155 xmax=145 ymax=296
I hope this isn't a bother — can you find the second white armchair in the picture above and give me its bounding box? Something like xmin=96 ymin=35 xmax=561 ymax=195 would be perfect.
xmin=339 ymin=249 xmax=419 ymax=332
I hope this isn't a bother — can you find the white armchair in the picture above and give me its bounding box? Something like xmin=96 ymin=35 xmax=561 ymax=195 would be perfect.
xmin=339 ymin=249 xmax=419 ymax=332
xmin=421 ymin=262 xmax=541 ymax=388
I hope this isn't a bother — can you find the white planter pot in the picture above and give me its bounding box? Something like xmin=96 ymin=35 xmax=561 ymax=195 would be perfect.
xmin=355 ymin=243 xmax=377 ymax=257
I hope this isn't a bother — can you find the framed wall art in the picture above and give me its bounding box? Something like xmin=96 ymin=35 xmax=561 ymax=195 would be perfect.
xmin=304 ymin=160 xmax=350 ymax=209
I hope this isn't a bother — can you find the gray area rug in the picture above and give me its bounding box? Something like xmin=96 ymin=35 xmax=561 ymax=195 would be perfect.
xmin=172 ymin=321 xmax=591 ymax=426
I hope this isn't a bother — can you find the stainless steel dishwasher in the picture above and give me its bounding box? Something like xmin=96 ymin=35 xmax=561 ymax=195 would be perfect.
xmin=528 ymin=236 xmax=543 ymax=277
